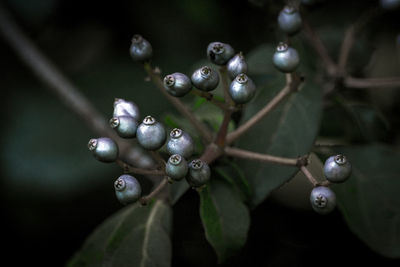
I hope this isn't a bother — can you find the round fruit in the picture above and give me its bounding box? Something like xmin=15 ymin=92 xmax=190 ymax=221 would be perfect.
xmin=166 ymin=154 xmax=188 ymax=181
xmin=310 ymin=186 xmax=336 ymax=215
xmin=114 ymin=174 xmax=142 ymax=205
xmin=113 ymin=98 xmax=140 ymax=122
xmin=88 ymin=137 xmax=118 ymax=162
xmin=129 ymin=34 xmax=152 ymax=62
xmin=191 ymin=66 xmax=220 ymax=91
xmin=227 ymin=52 xmax=248 ymax=80
xmin=109 ymin=116 xmax=138 ymax=138
xmin=163 ymin=72 xmax=192 ymax=97
xmin=323 ymin=154 xmax=352 ymax=183
xmin=166 ymin=128 xmax=194 ymax=159
xmin=136 ymin=116 xmax=166 ymax=150
xmin=207 ymin=42 xmax=235 ymax=65
xmin=272 ymin=42 xmax=300 ymax=73
xmin=187 ymin=159 xmax=211 ymax=188
xmin=278 ymin=5 xmax=302 ymax=35
xmin=229 ymin=73 xmax=256 ymax=104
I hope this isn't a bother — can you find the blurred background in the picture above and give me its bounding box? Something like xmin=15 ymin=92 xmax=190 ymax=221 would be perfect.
xmin=1 ymin=0 xmax=399 ymax=266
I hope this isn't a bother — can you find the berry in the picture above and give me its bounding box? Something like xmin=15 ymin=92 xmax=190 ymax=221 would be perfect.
xmin=129 ymin=34 xmax=152 ymax=62
xmin=166 ymin=128 xmax=194 ymax=159
xmin=114 ymin=174 xmax=142 ymax=205
xmin=187 ymin=159 xmax=211 ymax=188
xmin=323 ymin=154 xmax=352 ymax=183
xmin=136 ymin=116 xmax=166 ymax=150
xmin=229 ymin=73 xmax=256 ymax=104
xmin=207 ymin=42 xmax=235 ymax=65
xmin=227 ymin=52 xmax=248 ymax=80
xmin=310 ymin=186 xmax=336 ymax=215
xmin=113 ymin=98 xmax=140 ymax=122
xmin=380 ymin=0 xmax=400 ymax=9
xmin=272 ymin=42 xmax=300 ymax=73
xmin=166 ymin=154 xmax=188 ymax=181
xmin=163 ymin=72 xmax=192 ymax=97
xmin=109 ymin=116 xmax=138 ymax=138
xmin=191 ymin=66 xmax=220 ymax=92
xmin=278 ymin=5 xmax=302 ymax=35
xmin=88 ymin=137 xmax=118 ymax=163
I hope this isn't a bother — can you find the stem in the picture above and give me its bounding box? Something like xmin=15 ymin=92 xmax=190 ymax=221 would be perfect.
xmin=215 ymin=110 xmax=233 ymax=147
xmin=344 ymin=76 xmax=400 ymax=88
xmin=143 ymin=63 xmax=213 ymax=143
xmin=226 ymin=73 xmax=300 ymax=145
xmin=150 ymin=151 xmax=166 ymax=170
xmin=224 ymin=147 xmax=299 ymax=166
xmin=302 ymin=19 xmax=337 ymax=76
xmin=116 ymin=159 xmax=165 ymax=176
xmin=191 ymin=89 xmax=230 ymax=111
xmin=219 ymin=66 xmax=234 ymax=105
xmin=299 ymin=166 xmax=319 ymax=187
xmin=140 ymin=178 xmax=169 ymax=205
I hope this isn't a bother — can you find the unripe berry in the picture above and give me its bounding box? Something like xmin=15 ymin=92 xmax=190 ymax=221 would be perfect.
xmin=272 ymin=42 xmax=300 ymax=73
xmin=207 ymin=42 xmax=235 ymax=65
xmin=129 ymin=34 xmax=152 ymax=62
xmin=88 ymin=137 xmax=118 ymax=163
xmin=163 ymin=72 xmax=192 ymax=97
xmin=136 ymin=116 xmax=166 ymax=150
xmin=114 ymin=174 xmax=142 ymax=205
xmin=166 ymin=154 xmax=188 ymax=181
xmin=166 ymin=128 xmax=195 ymax=159
xmin=278 ymin=5 xmax=302 ymax=35
xmin=227 ymin=52 xmax=248 ymax=80
xmin=109 ymin=116 xmax=138 ymax=138
xmin=380 ymin=0 xmax=400 ymax=10
xmin=323 ymin=154 xmax=352 ymax=183
xmin=229 ymin=73 xmax=256 ymax=104
xmin=191 ymin=66 xmax=220 ymax=92
xmin=113 ymin=98 xmax=140 ymax=122
xmin=187 ymin=159 xmax=211 ymax=188
xmin=310 ymin=186 xmax=336 ymax=215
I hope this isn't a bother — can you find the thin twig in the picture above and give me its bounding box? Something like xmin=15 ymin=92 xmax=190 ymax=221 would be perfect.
xmin=116 ymin=159 xmax=165 ymax=176
xmin=226 ymin=73 xmax=300 ymax=145
xmin=215 ymin=110 xmax=233 ymax=147
xmin=337 ymin=8 xmax=380 ymax=74
xmin=344 ymin=76 xmax=400 ymax=88
xmin=219 ymin=66 xmax=234 ymax=105
xmin=224 ymin=147 xmax=299 ymax=166
xmin=150 ymin=151 xmax=166 ymax=171
xmin=143 ymin=63 xmax=213 ymax=143
xmin=190 ymin=89 xmax=230 ymax=111
xmin=302 ymin=19 xmax=337 ymax=76
xmin=299 ymin=166 xmax=319 ymax=187
xmin=140 ymin=178 xmax=169 ymax=205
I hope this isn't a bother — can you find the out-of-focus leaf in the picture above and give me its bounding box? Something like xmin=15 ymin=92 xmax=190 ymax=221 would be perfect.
xmin=68 ymin=200 xmax=173 ymax=267
xmin=199 ymin=179 xmax=250 ymax=263
xmin=333 ymin=144 xmax=400 ymax=258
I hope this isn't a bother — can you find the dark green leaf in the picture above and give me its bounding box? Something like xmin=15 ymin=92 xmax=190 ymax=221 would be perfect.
xmin=199 ymin=179 xmax=250 ymax=262
xmin=169 ymin=180 xmax=190 ymax=205
xmin=68 ymin=200 xmax=173 ymax=267
xmin=333 ymin=144 xmax=400 ymax=258
xmin=238 ymin=75 xmax=323 ymax=207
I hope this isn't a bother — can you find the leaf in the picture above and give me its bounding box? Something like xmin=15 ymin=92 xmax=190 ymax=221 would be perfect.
xmin=238 ymin=75 xmax=323 ymax=207
xmin=333 ymin=144 xmax=400 ymax=258
xmin=199 ymin=179 xmax=250 ymax=263
xmin=169 ymin=180 xmax=190 ymax=205
xmin=68 ymin=200 xmax=173 ymax=267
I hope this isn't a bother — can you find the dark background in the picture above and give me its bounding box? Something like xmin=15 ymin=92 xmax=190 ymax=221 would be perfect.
xmin=1 ymin=0 xmax=399 ymax=266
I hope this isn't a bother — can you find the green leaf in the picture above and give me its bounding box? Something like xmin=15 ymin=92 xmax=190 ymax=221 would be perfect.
xmin=199 ymin=179 xmax=250 ymax=262
xmin=238 ymin=75 xmax=323 ymax=207
xmin=333 ymin=144 xmax=400 ymax=258
xmin=68 ymin=200 xmax=173 ymax=267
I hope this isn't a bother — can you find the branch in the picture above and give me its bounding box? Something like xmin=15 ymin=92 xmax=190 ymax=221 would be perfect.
xmin=226 ymin=73 xmax=301 ymax=145
xmin=116 ymin=159 xmax=165 ymax=176
xmin=190 ymin=89 xmax=231 ymax=111
xmin=140 ymin=178 xmax=169 ymax=205
xmin=143 ymin=63 xmax=213 ymax=143
xmin=344 ymin=76 xmax=400 ymax=88
xmin=299 ymin=166 xmax=319 ymax=187
xmin=215 ymin=110 xmax=233 ymax=147
xmin=224 ymin=147 xmax=299 ymax=166
xmin=302 ymin=19 xmax=337 ymax=76
xmin=219 ymin=66 xmax=234 ymax=106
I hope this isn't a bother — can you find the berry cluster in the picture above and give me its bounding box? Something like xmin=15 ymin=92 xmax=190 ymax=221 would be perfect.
xmin=87 ymin=2 xmax=353 ymax=213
